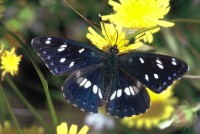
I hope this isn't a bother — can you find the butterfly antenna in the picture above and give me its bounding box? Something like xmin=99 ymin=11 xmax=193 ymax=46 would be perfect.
xmin=64 ymin=0 xmax=99 ymax=31
xmin=113 ymin=25 xmax=119 ymax=46
xmin=116 ymin=27 xmax=128 ymax=49
xmin=99 ymin=15 xmax=113 ymax=46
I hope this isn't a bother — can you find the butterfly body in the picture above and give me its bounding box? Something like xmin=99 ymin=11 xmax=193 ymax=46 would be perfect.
xmin=101 ymin=46 xmax=119 ymax=102
xmin=32 ymin=37 xmax=189 ymax=118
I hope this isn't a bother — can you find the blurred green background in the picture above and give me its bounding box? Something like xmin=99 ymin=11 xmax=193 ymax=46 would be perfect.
xmin=0 ymin=0 xmax=200 ymax=134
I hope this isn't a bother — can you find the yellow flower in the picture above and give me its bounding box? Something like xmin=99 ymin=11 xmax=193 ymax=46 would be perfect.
xmin=121 ymin=86 xmax=178 ymax=130
xmin=57 ymin=122 xmax=89 ymax=134
xmin=127 ymin=27 xmax=160 ymax=44
xmin=134 ymin=28 xmax=160 ymax=44
xmin=0 ymin=120 xmax=44 ymax=134
xmin=0 ymin=48 xmax=22 ymax=80
xmin=102 ymin=0 xmax=174 ymax=29
xmin=87 ymin=23 xmax=143 ymax=54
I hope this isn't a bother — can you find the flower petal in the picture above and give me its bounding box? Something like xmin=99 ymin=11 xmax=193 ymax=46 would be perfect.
xmin=77 ymin=125 xmax=89 ymax=134
xmin=57 ymin=123 xmax=68 ymax=134
xmin=69 ymin=124 xmax=78 ymax=134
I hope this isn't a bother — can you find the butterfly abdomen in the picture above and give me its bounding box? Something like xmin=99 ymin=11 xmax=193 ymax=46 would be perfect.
xmin=102 ymin=53 xmax=119 ymax=102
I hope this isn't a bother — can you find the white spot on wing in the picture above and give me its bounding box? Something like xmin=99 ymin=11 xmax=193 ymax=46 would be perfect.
xmin=60 ymin=58 xmax=66 ymax=63
xmin=154 ymin=74 xmax=159 ymax=79
xmin=62 ymin=93 xmax=65 ymax=97
xmin=79 ymin=48 xmax=85 ymax=53
xmin=110 ymin=91 xmax=116 ymax=100
xmin=172 ymin=61 xmax=177 ymax=65
xmin=156 ymin=59 xmax=162 ymax=64
xmin=58 ymin=44 xmax=67 ymax=52
xmin=73 ymin=104 xmax=77 ymax=107
xmin=145 ymin=74 xmax=149 ymax=81
xmin=117 ymin=89 xmax=122 ymax=97
xmin=171 ymin=58 xmax=177 ymax=66
xmin=76 ymin=77 xmax=84 ymax=84
xmin=128 ymin=58 xmax=133 ymax=63
xmin=47 ymin=56 xmax=51 ymax=60
xmin=157 ymin=63 xmax=164 ymax=69
xmin=163 ymin=82 xmax=167 ymax=85
xmin=168 ymin=76 xmax=172 ymax=80
xmin=156 ymin=59 xmax=164 ymax=69
xmin=54 ymin=68 xmax=58 ymax=74
xmin=69 ymin=61 xmax=74 ymax=68
xmin=93 ymin=85 xmax=98 ymax=94
xmin=58 ymin=48 xmax=65 ymax=52
xmin=60 ymin=44 xmax=67 ymax=48
xmin=79 ymin=78 xmax=87 ymax=86
xmin=124 ymin=87 xmax=130 ymax=95
xmin=172 ymin=58 xmax=176 ymax=61
xmin=139 ymin=57 xmax=144 ymax=64
xmin=129 ymin=86 xmax=135 ymax=95
xmin=42 ymin=51 xmax=47 ymax=54
xmin=84 ymin=80 xmax=91 ymax=88
xmin=98 ymin=89 xmax=102 ymax=99
xmin=45 ymin=40 xmax=51 ymax=44
xmin=133 ymin=86 xmax=139 ymax=94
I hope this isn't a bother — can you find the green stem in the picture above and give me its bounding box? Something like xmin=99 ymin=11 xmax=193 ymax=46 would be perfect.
xmin=187 ymin=44 xmax=200 ymax=60
xmin=5 ymin=76 xmax=53 ymax=134
xmin=184 ymin=75 xmax=200 ymax=80
xmin=5 ymin=29 xmax=58 ymax=127
xmin=0 ymin=88 xmax=6 ymax=121
xmin=172 ymin=19 xmax=200 ymax=24
xmin=161 ymin=28 xmax=179 ymax=55
xmin=0 ymin=84 xmax=22 ymax=134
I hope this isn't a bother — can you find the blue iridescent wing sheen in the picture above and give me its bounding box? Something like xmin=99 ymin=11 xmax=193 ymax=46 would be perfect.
xmin=31 ymin=37 xmax=106 ymax=75
xmin=62 ymin=64 xmax=104 ymax=113
xmin=119 ymin=52 xmax=189 ymax=93
xmin=106 ymin=68 xmax=150 ymax=118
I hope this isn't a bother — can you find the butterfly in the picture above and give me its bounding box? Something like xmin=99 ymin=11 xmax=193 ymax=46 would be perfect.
xmin=31 ymin=37 xmax=189 ymax=118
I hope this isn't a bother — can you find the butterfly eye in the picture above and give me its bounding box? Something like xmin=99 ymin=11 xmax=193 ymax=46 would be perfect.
xmin=109 ymin=45 xmax=119 ymax=54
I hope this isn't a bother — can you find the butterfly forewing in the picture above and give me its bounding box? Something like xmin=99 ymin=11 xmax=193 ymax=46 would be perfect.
xmin=106 ymin=68 xmax=150 ymax=118
xmin=31 ymin=37 xmax=106 ymax=75
xmin=119 ymin=52 xmax=189 ymax=93
xmin=62 ymin=64 xmax=104 ymax=113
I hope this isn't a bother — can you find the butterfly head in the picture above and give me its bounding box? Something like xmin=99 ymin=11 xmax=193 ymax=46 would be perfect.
xmin=109 ymin=45 xmax=119 ymax=54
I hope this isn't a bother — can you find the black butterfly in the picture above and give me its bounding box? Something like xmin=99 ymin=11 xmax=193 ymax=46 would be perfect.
xmin=31 ymin=37 xmax=189 ymax=118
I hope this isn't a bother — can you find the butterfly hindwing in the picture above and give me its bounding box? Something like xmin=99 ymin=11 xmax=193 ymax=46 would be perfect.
xmin=31 ymin=37 xmax=106 ymax=75
xmin=106 ymin=68 xmax=150 ymax=118
xmin=119 ymin=52 xmax=189 ymax=93
xmin=62 ymin=64 xmax=104 ymax=113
